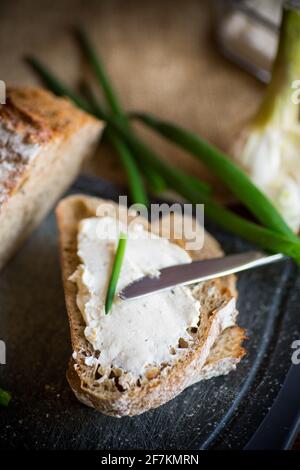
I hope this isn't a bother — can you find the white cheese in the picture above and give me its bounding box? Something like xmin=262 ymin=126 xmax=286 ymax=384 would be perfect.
xmin=84 ymin=356 xmax=99 ymax=367
xmin=70 ymin=216 xmax=200 ymax=378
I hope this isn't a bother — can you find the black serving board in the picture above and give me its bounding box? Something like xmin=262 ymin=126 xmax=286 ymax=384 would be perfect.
xmin=1 ymin=174 xmax=300 ymax=450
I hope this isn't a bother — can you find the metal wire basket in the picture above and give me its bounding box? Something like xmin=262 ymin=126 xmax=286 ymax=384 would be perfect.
xmin=213 ymin=0 xmax=283 ymax=83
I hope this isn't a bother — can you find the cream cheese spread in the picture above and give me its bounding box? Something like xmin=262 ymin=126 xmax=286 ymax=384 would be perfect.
xmin=70 ymin=216 xmax=201 ymax=378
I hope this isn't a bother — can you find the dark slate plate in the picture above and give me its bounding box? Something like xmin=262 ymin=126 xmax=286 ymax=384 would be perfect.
xmin=1 ymin=174 xmax=300 ymax=450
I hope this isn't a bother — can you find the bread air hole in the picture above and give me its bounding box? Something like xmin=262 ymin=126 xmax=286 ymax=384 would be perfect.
xmin=145 ymin=367 xmax=159 ymax=380
xmin=114 ymin=377 xmax=126 ymax=392
xmin=187 ymin=326 xmax=198 ymax=335
xmin=178 ymin=337 xmax=189 ymax=348
xmin=94 ymin=350 xmax=101 ymax=359
xmin=107 ymin=367 xmax=127 ymax=392
xmin=95 ymin=368 xmax=103 ymax=380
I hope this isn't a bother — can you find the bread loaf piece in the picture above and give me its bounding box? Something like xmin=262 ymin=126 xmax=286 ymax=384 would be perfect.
xmin=56 ymin=195 xmax=245 ymax=417
xmin=0 ymin=87 xmax=103 ymax=270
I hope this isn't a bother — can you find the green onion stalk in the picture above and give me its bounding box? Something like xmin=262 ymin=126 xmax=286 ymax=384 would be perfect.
xmin=231 ymin=2 xmax=300 ymax=233
xmin=75 ymin=28 xmax=168 ymax=196
xmin=98 ymin=113 xmax=300 ymax=264
xmin=25 ymin=56 xmax=211 ymax=201
xmin=26 ymin=56 xmax=149 ymax=207
xmin=25 ymin=53 xmax=300 ymax=264
xmin=133 ymin=111 xmax=298 ymax=242
xmin=80 ymin=84 xmax=212 ymax=199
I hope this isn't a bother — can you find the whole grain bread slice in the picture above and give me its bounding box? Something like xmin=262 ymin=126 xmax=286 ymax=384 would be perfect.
xmin=56 ymin=194 xmax=245 ymax=417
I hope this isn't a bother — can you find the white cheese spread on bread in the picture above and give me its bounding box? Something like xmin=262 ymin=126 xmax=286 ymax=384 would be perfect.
xmin=70 ymin=216 xmax=201 ymax=378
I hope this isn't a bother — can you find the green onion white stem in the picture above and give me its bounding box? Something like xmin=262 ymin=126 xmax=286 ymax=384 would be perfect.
xmin=231 ymin=3 xmax=300 ymax=232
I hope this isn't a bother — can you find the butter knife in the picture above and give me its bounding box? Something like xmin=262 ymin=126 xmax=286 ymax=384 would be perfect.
xmin=119 ymin=251 xmax=286 ymax=300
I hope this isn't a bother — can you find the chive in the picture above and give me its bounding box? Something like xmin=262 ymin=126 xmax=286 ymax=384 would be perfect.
xmin=80 ymin=82 xmax=149 ymax=206
xmin=95 ymin=113 xmax=229 ymax=200
xmin=24 ymin=56 xmax=300 ymax=263
xmin=186 ymin=196 xmax=300 ymax=264
xmin=80 ymin=81 xmax=210 ymax=197
xmin=75 ymin=27 xmax=168 ymax=194
xmin=26 ymin=57 xmax=149 ymax=206
xmin=89 ymin=107 xmax=212 ymax=198
xmin=93 ymin=114 xmax=300 ymax=263
xmin=75 ymin=27 xmax=126 ymax=119
xmin=136 ymin=160 xmax=166 ymax=194
xmin=133 ymin=113 xmax=299 ymax=242
xmin=0 ymin=388 xmax=11 ymax=407
xmin=26 ymin=55 xmax=210 ymax=199
xmin=108 ymin=130 xmax=149 ymax=205
xmin=105 ymin=233 xmax=127 ymax=314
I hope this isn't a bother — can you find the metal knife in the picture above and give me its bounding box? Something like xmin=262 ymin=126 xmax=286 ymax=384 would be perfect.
xmin=119 ymin=251 xmax=286 ymax=300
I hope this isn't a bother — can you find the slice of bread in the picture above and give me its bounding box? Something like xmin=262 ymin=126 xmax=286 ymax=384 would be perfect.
xmin=56 ymin=194 xmax=245 ymax=417
xmin=0 ymin=87 xmax=104 ymax=270
xmin=191 ymin=326 xmax=246 ymax=383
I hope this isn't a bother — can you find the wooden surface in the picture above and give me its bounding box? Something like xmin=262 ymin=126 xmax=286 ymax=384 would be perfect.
xmin=0 ymin=0 xmax=299 ymax=449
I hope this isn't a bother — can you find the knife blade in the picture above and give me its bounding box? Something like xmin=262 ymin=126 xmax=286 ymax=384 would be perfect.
xmin=119 ymin=251 xmax=286 ymax=300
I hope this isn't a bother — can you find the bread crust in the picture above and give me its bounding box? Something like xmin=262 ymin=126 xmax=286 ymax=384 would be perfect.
xmin=56 ymin=195 xmax=245 ymax=416
xmin=0 ymin=87 xmax=103 ymax=270
xmin=0 ymin=87 xmax=100 ymax=208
